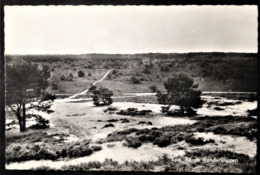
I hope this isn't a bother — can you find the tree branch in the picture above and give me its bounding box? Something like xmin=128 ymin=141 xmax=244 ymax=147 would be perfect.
xmin=8 ymin=105 xmax=17 ymax=113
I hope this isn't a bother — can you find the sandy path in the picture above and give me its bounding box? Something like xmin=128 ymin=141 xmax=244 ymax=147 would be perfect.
xmin=67 ymin=69 xmax=113 ymax=99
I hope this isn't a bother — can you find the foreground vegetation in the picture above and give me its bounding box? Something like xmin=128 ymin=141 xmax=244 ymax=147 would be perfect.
xmin=33 ymin=150 xmax=256 ymax=173
xmin=6 ymin=130 xmax=101 ymax=163
xmin=105 ymin=115 xmax=257 ymax=149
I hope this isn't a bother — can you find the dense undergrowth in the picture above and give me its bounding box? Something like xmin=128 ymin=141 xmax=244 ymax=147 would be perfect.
xmin=32 ymin=149 xmax=256 ymax=173
xmin=106 ymin=115 xmax=257 ymax=148
xmin=6 ymin=140 xmax=102 ymax=163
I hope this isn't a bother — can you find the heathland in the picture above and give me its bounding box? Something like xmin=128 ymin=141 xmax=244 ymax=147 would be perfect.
xmin=5 ymin=52 xmax=258 ymax=172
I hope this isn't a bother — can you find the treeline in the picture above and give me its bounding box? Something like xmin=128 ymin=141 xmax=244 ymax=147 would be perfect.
xmin=5 ymin=52 xmax=256 ymax=62
xmin=5 ymin=52 xmax=257 ymax=91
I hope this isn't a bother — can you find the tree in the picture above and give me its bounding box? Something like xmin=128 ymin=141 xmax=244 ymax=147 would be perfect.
xmin=90 ymin=86 xmax=113 ymax=106
xmin=6 ymin=59 xmax=50 ymax=132
xmin=156 ymin=73 xmax=203 ymax=115
xmin=78 ymin=70 xmax=85 ymax=77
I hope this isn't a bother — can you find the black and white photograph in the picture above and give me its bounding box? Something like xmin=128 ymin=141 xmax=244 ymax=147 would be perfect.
xmin=3 ymin=4 xmax=258 ymax=173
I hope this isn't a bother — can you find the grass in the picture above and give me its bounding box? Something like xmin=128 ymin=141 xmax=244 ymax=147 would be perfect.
xmin=32 ymin=150 xmax=256 ymax=173
xmin=192 ymin=115 xmax=257 ymax=140
xmin=6 ymin=140 xmax=102 ymax=163
xmin=106 ymin=125 xmax=207 ymax=148
xmin=6 ymin=131 xmax=57 ymax=146
xmin=52 ymin=116 xmax=90 ymax=138
xmin=5 ymin=114 xmax=102 ymax=163
xmin=105 ymin=115 xmax=257 ymax=149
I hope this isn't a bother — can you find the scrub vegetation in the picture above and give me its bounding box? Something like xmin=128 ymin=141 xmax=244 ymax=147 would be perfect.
xmin=5 ymin=53 xmax=257 ymax=173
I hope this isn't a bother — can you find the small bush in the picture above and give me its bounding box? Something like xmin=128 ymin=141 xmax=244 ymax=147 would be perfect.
xmin=143 ymin=67 xmax=151 ymax=74
xmin=102 ymin=123 xmax=115 ymax=129
xmin=120 ymin=119 xmax=130 ymax=123
xmin=40 ymin=92 xmax=56 ymax=101
xmin=124 ymin=137 xmax=142 ymax=148
xmin=131 ymin=76 xmax=141 ymax=84
xmin=248 ymin=108 xmax=257 ymax=116
xmin=107 ymin=119 xmax=118 ymax=122
xmin=214 ymin=107 xmax=225 ymax=111
xmin=197 ymin=127 xmax=205 ymax=132
xmin=112 ymin=69 xmax=117 ymax=74
xmin=60 ymin=74 xmax=73 ymax=81
xmin=116 ymin=108 xmax=152 ymax=116
xmin=149 ymin=85 xmax=157 ymax=93
xmin=78 ymin=70 xmax=85 ymax=77
xmin=29 ymin=115 xmax=50 ymax=129
xmin=104 ymin=107 xmax=118 ymax=113
xmin=153 ymin=135 xmax=171 ymax=147
xmin=185 ymin=136 xmax=215 ymax=145
xmin=160 ymin=65 xmax=170 ymax=72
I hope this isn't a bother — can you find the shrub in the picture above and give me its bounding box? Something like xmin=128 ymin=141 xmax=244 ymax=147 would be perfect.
xmin=60 ymin=75 xmax=66 ymax=81
xmin=40 ymin=92 xmax=56 ymax=102
xmin=156 ymin=73 xmax=204 ymax=115
xmin=78 ymin=70 xmax=85 ymax=77
xmin=104 ymin=107 xmax=118 ymax=112
xmin=131 ymin=76 xmax=141 ymax=84
xmin=143 ymin=67 xmax=151 ymax=74
xmin=140 ymin=131 xmax=162 ymax=142
xmin=116 ymin=108 xmax=152 ymax=116
xmin=197 ymin=127 xmax=205 ymax=132
xmin=51 ymin=82 xmax=59 ymax=90
xmin=185 ymin=136 xmax=215 ymax=145
xmin=160 ymin=65 xmax=170 ymax=72
xmin=37 ymin=147 xmax=57 ymax=160
xmin=102 ymin=123 xmax=115 ymax=129
xmin=112 ymin=69 xmax=117 ymax=74
xmin=107 ymin=119 xmax=118 ymax=122
xmin=29 ymin=116 xmax=50 ymax=129
xmin=214 ymin=107 xmax=225 ymax=111
xmin=248 ymin=108 xmax=257 ymax=116
xmin=149 ymin=85 xmax=157 ymax=93
xmin=153 ymin=135 xmax=171 ymax=147
xmin=124 ymin=137 xmax=142 ymax=148
xmin=91 ymin=86 xmax=113 ymax=106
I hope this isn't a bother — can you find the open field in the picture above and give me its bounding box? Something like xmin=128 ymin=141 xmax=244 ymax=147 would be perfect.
xmin=5 ymin=53 xmax=258 ymax=172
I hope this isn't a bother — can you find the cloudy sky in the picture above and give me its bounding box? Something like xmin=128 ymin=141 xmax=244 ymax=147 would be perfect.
xmin=4 ymin=5 xmax=257 ymax=54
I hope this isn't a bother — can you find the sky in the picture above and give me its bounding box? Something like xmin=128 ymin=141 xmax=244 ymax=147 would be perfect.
xmin=4 ymin=5 xmax=258 ymax=54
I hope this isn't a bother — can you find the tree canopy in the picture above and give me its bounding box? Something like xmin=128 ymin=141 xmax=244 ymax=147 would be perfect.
xmin=90 ymin=86 xmax=113 ymax=106
xmin=157 ymin=73 xmax=203 ymax=115
xmin=6 ymin=59 xmax=50 ymax=131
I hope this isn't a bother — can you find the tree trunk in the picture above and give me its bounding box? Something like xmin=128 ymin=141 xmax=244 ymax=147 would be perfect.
xmin=22 ymin=103 xmax=26 ymax=131
xmin=16 ymin=110 xmax=23 ymax=132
